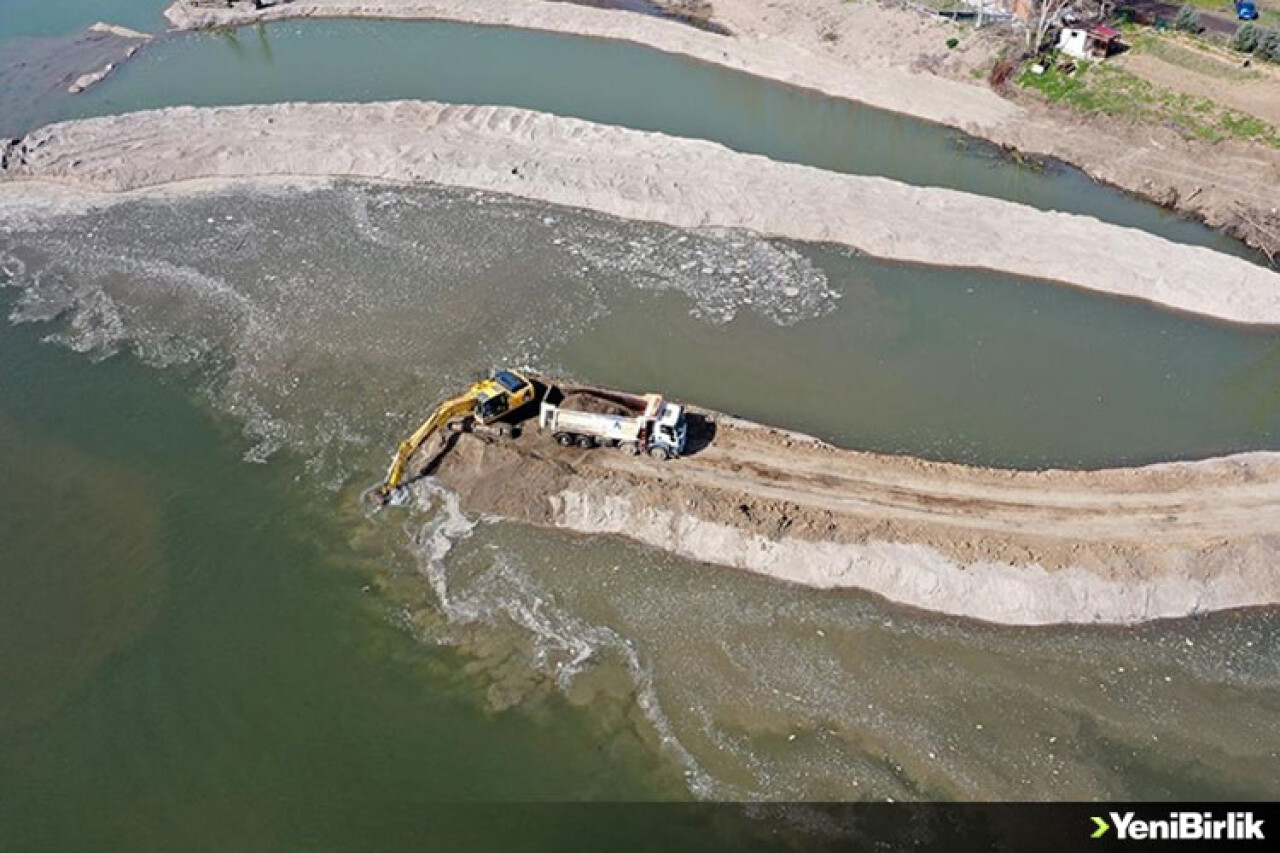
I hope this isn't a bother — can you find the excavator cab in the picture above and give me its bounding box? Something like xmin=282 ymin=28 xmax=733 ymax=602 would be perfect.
xmin=474 ymin=370 xmax=532 ymax=421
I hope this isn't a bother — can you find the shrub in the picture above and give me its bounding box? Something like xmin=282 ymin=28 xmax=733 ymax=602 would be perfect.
xmin=1174 ymin=5 xmax=1200 ymax=34
xmin=1259 ymin=27 xmax=1280 ymax=63
xmin=946 ymin=37 xmax=959 ymax=49
xmin=989 ymin=56 xmax=1017 ymax=87
xmin=1233 ymin=22 xmax=1259 ymax=53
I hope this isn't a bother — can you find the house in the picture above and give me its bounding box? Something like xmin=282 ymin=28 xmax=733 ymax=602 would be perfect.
xmin=1056 ymin=24 xmax=1123 ymax=60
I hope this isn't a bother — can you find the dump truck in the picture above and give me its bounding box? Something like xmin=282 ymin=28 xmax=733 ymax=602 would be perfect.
xmin=540 ymin=390 xmax=687 ymax=460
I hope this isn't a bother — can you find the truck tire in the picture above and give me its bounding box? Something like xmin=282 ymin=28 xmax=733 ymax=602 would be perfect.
xmin=620 ymin=441 xmax=640 ymax=456
xmin=648 ymin=446 xmax=670 ymax=461
xmin=555 ymin=432 xmax=574 ymax=446
xmin=577 ymin=435 xmax=595 ymax=449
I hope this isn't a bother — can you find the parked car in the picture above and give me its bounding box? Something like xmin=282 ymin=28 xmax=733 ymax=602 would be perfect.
xmin=1236 ymin=0 xmax=1260 ymax=20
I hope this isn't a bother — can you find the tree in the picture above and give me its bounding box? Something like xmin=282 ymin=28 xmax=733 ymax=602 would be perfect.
xmin=1025 ymin=0 xmax=1074 ymax=52
xmin=1233 ymin=22 xmax=1260 ymax=53
xmin=1174 ymin=5 xmax=1200 ymax=34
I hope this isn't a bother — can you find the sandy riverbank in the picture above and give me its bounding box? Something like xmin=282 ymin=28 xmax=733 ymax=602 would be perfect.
xmin=160 ymin=0 xmax=1280 ymax=257
xmin=4 ymin=101 xmax=1279 ymax=324
xmin=420 ymin=410 xmax=1280 ymax=625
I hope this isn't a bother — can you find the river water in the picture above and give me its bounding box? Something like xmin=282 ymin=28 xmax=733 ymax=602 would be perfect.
xmin=2 ymin=185 xmax=1277 ymax=838
xmin=2 ymin=6 xmax=1279 ymax=845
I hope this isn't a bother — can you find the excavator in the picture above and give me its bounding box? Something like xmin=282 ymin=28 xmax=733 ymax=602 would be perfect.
xmin=370 ymin=369 xmax=537 ymax=505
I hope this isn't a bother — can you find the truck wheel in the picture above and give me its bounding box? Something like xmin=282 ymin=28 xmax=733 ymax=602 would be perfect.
xmin=620 ymin=441 xmax=640 ymax=456
xmin=555 ymin=433 xmax=573 ymax=446
xmin=577 ymin=435 xmax=595 ymax=449
xmin=648 ymin=446 xmax=670 ymax=461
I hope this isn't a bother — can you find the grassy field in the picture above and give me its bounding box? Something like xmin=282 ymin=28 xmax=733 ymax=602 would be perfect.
xmin=1130 ymin=31 xmax=1263 ymax=79
xmin=1017 ymin=59 xmax=1280 ymax=147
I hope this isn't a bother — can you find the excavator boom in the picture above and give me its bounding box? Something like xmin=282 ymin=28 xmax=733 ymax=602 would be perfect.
xmin=377 ymin=393 xmax=477 ymax=499
xmin=371 ymin=369 xmax=536 ymax=504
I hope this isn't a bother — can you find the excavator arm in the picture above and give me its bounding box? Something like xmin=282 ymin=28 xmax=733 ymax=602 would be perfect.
xmin=375 ymin=392 xmax=478 ymax=501
xmin=369 ymin=369 xmax=536 ymax=506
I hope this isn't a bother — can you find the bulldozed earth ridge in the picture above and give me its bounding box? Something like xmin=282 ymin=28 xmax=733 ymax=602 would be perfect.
xmin=410 ymin=410 xmax=1280 ymax=626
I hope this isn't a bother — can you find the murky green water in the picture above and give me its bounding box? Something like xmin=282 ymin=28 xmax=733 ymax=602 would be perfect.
xmin=3 ymin=5 xmax=1279 ymax=835
xmin=9 ymin=17 xmax=1253 ymax=259
xmin=2 ymin=185 xmax=1278 ymax=830
xmin=4 ymin=183 xmax=1275 ymax=470
xmin=0 ymin=302 xmax=705 ymax=850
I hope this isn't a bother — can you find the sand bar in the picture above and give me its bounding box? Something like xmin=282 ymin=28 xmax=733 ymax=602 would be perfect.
xmin=3 ymin=101 xmax=1279 ymax=324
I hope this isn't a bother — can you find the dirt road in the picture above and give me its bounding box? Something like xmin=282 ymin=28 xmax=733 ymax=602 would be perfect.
xmin=422 ymin=411 xmax=1280 ymax=625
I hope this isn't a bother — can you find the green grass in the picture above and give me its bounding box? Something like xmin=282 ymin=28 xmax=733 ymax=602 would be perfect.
xmin=1131 ymin=31 xmax=1263 ymax=79
xmin=1017 ymin=60 xmax=1280 ymax=147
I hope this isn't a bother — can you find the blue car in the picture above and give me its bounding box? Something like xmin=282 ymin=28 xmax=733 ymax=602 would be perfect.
xmin=1236 ymin=0 xmax=1260 ymax=20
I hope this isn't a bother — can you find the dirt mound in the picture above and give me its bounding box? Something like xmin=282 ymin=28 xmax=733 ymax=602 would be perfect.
xmin=559 ymin=391 xmax=636 ymax=417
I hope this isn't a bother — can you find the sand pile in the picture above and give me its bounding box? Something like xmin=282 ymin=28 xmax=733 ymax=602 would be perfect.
xmin=559 ymin=392 xmax=636 ymax=417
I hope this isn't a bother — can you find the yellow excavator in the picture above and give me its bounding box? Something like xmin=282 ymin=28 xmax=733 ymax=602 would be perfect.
xmin=370 ymin=369 xmax=537 ymax=505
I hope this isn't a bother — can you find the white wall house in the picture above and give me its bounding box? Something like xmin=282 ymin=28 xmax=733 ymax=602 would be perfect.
xmin=1057 ymin=27 xmax=1091 ymax=60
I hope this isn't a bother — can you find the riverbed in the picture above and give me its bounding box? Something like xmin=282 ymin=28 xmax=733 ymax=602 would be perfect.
xmin=2 ymin=4 xmax=1278 ymax=840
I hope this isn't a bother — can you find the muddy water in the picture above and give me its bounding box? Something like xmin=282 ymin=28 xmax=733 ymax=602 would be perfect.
xmin=19 ymin=18 xmax=1254 ymax=258
xmin=2 ymin=183 xmax=1278 ymax=812
xmin=0 ymin=295 xmax=698 ymax=851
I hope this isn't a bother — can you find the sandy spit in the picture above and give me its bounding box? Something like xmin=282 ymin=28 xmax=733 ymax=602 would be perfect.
xmin=422 ymin=418 xmax=1280 ymax=626
xmin=4 ymin=101 xmax=1279 ymax=324
xmin=160 ymin=0 xmax=1017 ymax=133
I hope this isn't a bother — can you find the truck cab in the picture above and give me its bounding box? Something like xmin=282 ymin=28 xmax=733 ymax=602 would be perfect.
xmin=651 ymin=402 xmax=688 ymax=459
xmin=1237 ymin=0 xmax=1259 ymax=20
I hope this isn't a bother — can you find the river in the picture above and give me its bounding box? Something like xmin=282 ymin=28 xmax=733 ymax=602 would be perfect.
xmin=1 ymin=5 xmax=1279 ymax=846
